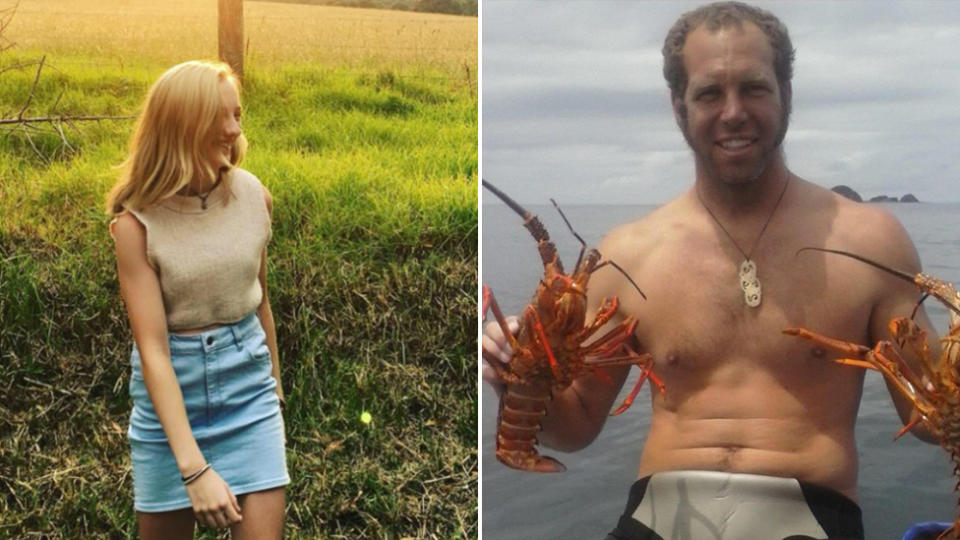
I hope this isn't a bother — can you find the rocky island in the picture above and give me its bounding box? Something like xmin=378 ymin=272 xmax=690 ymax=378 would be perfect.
xmin=831 ymin=185 xmax=919 ymax=203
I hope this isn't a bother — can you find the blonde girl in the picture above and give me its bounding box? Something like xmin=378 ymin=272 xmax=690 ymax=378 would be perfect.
xmin=106 ymin=60 xmax=287 ymax=539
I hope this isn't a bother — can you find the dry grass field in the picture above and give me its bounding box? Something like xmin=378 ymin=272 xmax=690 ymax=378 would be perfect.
xmin=7 ymin=0 xmax=477 ymax=74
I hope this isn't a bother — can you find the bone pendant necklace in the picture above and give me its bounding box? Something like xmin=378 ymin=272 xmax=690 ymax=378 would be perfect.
xmin=697 ymin=176 xmax=790 ymax=308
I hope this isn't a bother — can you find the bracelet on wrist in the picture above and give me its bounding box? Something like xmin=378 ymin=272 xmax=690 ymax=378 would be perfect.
xmin=181 ymin=463 xmax=212 ymax=485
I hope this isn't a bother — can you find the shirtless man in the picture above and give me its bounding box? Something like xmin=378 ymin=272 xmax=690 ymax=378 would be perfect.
xmin=482 ymin=3 xmax=938 ymax=539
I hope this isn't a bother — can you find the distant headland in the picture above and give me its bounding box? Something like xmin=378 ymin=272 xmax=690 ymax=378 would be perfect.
xmin=831 ymin=185 xmax=919 ymax=203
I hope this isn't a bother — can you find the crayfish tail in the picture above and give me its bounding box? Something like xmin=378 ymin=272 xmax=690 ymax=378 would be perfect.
xmin=495 ymin=448 xmax=567 ymax=473
xmin=527 ymin=455 xmax=567 ymax=473
xmin=496 ymin=383 xmax=568 ymax=473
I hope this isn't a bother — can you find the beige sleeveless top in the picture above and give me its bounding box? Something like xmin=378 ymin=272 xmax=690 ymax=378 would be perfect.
xmin=125 ymin=168 xmax=271 ymax=331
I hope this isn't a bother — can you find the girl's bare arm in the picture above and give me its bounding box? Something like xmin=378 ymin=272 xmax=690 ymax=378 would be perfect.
xmin=112 ymin=213 xmax=206 ymax=474
xmin=112 ymin=213 xmax=241 ymax=525
xmin=256 ymin=188 xmax=282 ymax=403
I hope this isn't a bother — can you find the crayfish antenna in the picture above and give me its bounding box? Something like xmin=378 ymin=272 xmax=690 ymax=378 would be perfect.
xmin=588 ymin=259 xmax=646 ymax=301
xmin=482 ymin=286 xmax=491 ymax=322
xmin=482 ymin=179 xmax=532 ymax=221
xmin=796 ymin=247 xmax=917 ymax=281
xmin=550 ymin=197 xmax=588 ymax=272
xmin=608 ymin=260 xmax=646 ymax=301
xmin=549 ymin=194 xmax=645 ymax=301
xmin=796 ymin=247 xmax=960 ymax=318
xmin=483 ymin=179 xmax=563 ymax=272
xmin=911 ymin=293 xmax=930 ymax=321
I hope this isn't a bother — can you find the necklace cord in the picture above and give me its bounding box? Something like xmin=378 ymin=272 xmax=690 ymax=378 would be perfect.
xmin=696 ymin=175 xmax=791 ymax=261
xmin=187 ymin=171 xmax=223 ymax=210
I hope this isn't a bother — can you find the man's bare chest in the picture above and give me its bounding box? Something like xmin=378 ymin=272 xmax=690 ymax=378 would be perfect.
xmin=619 ymin=244 xmax=875 ymax=380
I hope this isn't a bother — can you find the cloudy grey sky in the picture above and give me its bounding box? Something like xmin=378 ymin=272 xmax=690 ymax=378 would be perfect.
xmin=481 ymin=1 xmax=960 ymax=204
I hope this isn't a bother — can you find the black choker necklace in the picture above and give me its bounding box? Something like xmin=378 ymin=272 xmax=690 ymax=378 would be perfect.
xmin=185 ymin=175 xmax=223 ymax=210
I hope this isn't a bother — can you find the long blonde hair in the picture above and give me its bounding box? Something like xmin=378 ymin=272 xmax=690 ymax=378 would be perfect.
xmin=106 ymin=60 xmax=248 ymax=215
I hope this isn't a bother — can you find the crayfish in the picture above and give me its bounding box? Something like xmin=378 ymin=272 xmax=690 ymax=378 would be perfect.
xmin=482 ymin=179 xmax=664 ymax=473
xmin=783 ymin=247 xmax=960 ymax=539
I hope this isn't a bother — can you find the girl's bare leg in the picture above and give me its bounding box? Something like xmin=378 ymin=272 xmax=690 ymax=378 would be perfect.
xmin=231 ymin=487 xmax=285 ymax=540
xmin=137 ymin=508 xmax=195 ymax=540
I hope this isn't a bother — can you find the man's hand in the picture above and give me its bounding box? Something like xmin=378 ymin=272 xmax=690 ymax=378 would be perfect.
xmin=482 ymin=316 xmax=520 ymax=399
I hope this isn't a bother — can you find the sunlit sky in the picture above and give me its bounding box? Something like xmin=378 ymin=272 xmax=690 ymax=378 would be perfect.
xmin=481 ymin=1 xmax=960 ymax=204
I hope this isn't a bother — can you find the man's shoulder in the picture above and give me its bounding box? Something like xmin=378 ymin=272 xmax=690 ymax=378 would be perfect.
xmin=599 ymin=196 xmax=688 ymax=252
xmin=598 ymin=203 xmax=672 ymax=257
xmin=801 ymin=180 xmax=919 ymax=271
xmin=827 ymin=190 xmax=908 ymax=242
xmin=588 ymin=197 xmax=690 ymax=304
xmin=798 ymin=178 xmax=897 ymax=227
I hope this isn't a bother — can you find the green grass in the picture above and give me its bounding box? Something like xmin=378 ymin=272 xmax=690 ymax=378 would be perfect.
xmin=0 ymin=35 xmax=477 ymax=540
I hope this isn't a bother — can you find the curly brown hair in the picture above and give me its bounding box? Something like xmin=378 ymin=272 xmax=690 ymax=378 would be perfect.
xmin=662 ymin=1 xmax=795 ymax=103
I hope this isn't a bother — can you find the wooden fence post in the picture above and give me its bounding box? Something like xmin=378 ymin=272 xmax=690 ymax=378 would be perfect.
xmin=218 ymin=0 xmax=243 ymax=82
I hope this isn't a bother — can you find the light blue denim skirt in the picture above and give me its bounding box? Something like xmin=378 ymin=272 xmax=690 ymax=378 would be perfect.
xmin=128 ymin=312 xmax=289 ymax=512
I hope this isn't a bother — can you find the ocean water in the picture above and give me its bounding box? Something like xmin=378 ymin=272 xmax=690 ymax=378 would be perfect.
xmin=481 ymin=201 xmax=960 ymax=540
